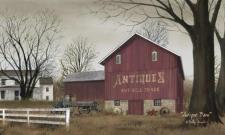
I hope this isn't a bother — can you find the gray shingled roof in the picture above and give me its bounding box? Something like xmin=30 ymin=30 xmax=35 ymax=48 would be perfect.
xmin=63 ymin=71 xmax=105 ymax=82
xmin=39 ymin=77 xmax=53 ymax=85
xmin=0 ymin=70 xmax=35 ymax=76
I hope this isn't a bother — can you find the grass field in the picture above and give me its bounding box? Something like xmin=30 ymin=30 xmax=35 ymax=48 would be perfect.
xmin=0 ymin=101 xmax=54 ymax=108
xmin=0 ymin=114 xmax=225 ymax=135
xmin=0 ymin=101 xmax=225 ymax=135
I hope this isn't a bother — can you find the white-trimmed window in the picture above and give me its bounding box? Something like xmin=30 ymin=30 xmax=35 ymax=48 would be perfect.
xmin=1 ymin=79 xmax=6 ymax=86
xmin=154 ymin=99 xmax=161 ymax=106
xmin=15 ymin=81 xmax=19 ymax=85
xmin=46 ymin=87 xmax=49 ymax=92
xmin=152 ymin=51 xmax=158 ymax=61
xmin=46 ymin=96 xmax=49 ymax=101
xmin=116 ymin=54 xmax=121 ymax=64
xmin=15 ymin=90 xmax=19 ymax=100
xmin=114 ymin=100 xmax=120 ymax=106
xmin=1 ymin=91 xmax=5 ymax=99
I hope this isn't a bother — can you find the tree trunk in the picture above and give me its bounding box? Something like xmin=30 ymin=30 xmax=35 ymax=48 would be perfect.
xmin=20 ymin=85 xmax=30 ymax=100
xmin=216 ymin=42 xmax=225 ymax=113
xmin=189 ymin=35 xmax=221 ymax=122
xmin=20 ymin=85 xmax=27 ymax=100
xmin=188 ymin=0 xmax=221 ymax=123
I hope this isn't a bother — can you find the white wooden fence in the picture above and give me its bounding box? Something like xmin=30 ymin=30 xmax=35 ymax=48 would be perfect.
xmin=0 ymin=108 xmax=70 ymax=127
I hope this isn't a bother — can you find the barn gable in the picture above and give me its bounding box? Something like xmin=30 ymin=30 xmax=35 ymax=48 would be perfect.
xmin=100 ymin=33 xmax=184 ymax=79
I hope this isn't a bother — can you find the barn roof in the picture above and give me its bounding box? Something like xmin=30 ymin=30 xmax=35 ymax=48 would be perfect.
xmin=99 ymin=33 xmax=185 ymax=79
xmin=63 ymin=71 xmax=105 ymax=82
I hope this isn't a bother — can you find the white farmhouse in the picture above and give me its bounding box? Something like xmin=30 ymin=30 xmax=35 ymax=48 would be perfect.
xmin=0 ymin=70 xmax=54 ymax=101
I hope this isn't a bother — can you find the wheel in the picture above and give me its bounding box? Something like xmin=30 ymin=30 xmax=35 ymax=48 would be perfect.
xmin=113 ymin=107 xmax=122 ymax=114
xmin=160 ymin=107 xmax=170 ymax=116
xmin=78 ymin=106 xmax=91 ymax=114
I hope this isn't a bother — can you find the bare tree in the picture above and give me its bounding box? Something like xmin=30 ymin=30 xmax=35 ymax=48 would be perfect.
xmin=53 ymin=77 xmax=65 ymax=101
xmin=215 ymin=24 xmax=225 ymax=113
xmin=135 ymin=20 xmax=168 ymax=46
xmin=0 ymin=10 xmax=60 ymax=100
xmin=95 ymin=0 xmax=223 ymax=122
xmin=61 ymin=36 xmax=97 ymax=78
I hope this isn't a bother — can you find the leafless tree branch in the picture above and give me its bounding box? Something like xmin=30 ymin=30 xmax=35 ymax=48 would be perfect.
xmin=134 ymin=20 xmax=168 ymax=46
xmin=61 ymin=36 xmax=97 ymax=78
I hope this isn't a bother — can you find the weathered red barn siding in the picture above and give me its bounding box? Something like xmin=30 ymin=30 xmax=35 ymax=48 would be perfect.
xmin=102 ymin=35 xmax=184 ymax=102
xmin=64 ymin=80 xmax=105 ymax=101
xmin=128 ymin=100 xmax=144 ymax=115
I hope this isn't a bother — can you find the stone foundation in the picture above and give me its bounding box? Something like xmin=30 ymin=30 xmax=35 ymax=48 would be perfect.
xmin=105 ymin=100 xmax=128 ymax=115
xmin=105 ymin=99 xmax=176 ymax=115
xmin=144 ymin=99 xmax=175 ymax=115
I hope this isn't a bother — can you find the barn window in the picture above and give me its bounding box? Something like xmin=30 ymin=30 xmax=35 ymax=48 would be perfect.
xmin=114 ymin=100 xmax=120 ymax=106
xmin=116 ymin=54 xmax=121 ymax=64
xmin=46 ymin=96 xmax=49 ymax=101
xmin=154 ymin=99 xmax=161 ymax=106
xmin=152 ymin=51 xmax=158 ymax=61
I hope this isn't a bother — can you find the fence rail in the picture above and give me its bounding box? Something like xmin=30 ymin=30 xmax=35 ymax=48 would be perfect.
xmin=0 ymin=108 xmax=70 ymax=127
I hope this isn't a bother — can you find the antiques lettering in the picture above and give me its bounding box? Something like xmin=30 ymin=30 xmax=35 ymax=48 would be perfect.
xmin=113 ymin=72 xmax=165 ymax=88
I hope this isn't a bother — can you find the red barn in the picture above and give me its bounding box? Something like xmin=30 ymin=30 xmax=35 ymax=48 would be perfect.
xmin=64 ymin=34 xmax=184 ymax=115
xmin=64 ymin=71 xmax=105 ymax=101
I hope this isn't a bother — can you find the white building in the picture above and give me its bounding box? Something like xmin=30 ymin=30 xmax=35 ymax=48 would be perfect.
xmin=0 ymin=70 xmax=54 ymax=101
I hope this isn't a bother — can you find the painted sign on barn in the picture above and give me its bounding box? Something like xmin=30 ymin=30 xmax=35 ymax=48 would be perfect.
xmin=112 ymin=71 xmax=165 ymax=88
xmin=112 ymin=71 xmax=165 ymax=94
xmin=105 ymin=69 xmax=178 ymax=100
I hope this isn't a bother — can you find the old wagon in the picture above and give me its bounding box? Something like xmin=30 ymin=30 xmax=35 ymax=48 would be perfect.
xmin=54 ymin=100 xmax=100 ymax=114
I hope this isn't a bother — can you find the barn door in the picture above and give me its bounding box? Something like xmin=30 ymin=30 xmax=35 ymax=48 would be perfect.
xmin=128 ymin=100 xmax=144 ymax=115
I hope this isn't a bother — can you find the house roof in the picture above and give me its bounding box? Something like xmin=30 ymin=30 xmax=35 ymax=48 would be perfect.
xmin=0 ymin=70 xmax=36 ymax=76
xmin=63 ymin=71 xmax=105 ymax=82
xmin=39 ymin=77 xmax=53 ymax=85
xmin=99 ymin=33 xmax=185 ymax=79
xmin=0 ymin=85 xmax=40 ymax=89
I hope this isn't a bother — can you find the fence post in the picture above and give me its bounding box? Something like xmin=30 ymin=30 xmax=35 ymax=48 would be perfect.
xmin=27 ymin=109 xmax=30 ymax=126
xmin=2 ymin=109 xmax=5 ymax=125
xmin=65 ymin=108 xmax=70 ymax=128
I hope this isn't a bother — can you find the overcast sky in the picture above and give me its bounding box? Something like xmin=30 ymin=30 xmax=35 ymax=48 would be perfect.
xmin=0 ymin=0 xmax=221 ymax=77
